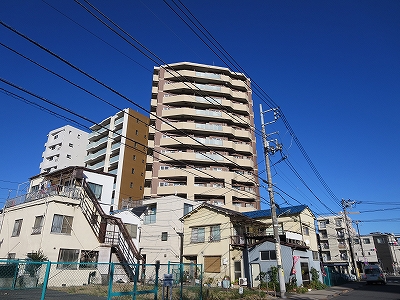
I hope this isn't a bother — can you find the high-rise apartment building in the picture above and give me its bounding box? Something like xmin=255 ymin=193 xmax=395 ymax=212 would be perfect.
xmin=85 ymin=108 xmax=149 ymax=209
xmin=145 ymin=62 xmax=260 ymax=210
xmin=40 ymin=125 xmax=88 ymax=174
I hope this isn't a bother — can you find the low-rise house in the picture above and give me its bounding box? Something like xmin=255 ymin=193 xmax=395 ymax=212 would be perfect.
xmin=248 ymin=238 xmax=322 ymax=288
xmin=0 ymin=166 xmax=141 ymax=286
xmin=243 ymin=205 xmax=319 ymax=254
xmin=181 ymin=203 xmax=266 ymax=285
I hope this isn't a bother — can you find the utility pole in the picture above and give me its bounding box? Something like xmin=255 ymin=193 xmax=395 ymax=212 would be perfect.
xmin=354 ymin=220 xmax=366 ymax=275
xmin=260 ymin=105 xmax=286 ymax=298
xmin=354 ymin=221 xmax=366 ymax=264
xmin=341 ymin=199 xmax=359 ymax=279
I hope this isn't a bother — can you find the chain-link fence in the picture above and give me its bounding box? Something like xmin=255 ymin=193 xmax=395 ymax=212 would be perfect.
xmin=0 ymin=260 xmax=203 ymax=300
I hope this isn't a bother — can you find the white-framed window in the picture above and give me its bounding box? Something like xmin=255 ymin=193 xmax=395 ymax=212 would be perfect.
xmin=51 ymin=214 xmax=73 ymax=235
xmin=210 ymin=225 xmax=221 ymax=242
xmin=303 ymin=226 xmax=310 ymax=236
xmin=125 ymin=223 xmax=138 ymax=239
xmin=363 ymin=238 xmax=371 ymax=244
xmin=191 ymin=227 xmax=205 ymax=243
xmin=161 ymin=232 xmax=168 ymax=241
xmin=12 ymin=219 xmax=23 ymax=237
xmin=57 ymin=248 xmax=79 ymax=269
xmin=87 ymin=182 xmax=102 ymax=200
xmin=32 ymin=216 xmax=44 ymax=235
xmin=143 ymin=204 xmax=156 ymax=224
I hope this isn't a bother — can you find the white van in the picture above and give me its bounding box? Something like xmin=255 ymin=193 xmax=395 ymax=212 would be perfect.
xmin=364 ymin=265 xmax=386 ymax=285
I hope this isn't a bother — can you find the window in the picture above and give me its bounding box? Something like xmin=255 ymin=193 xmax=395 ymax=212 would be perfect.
xmin=87 ymin=182 xmax=102 ymax=200
xmin=335 ymin=219 xmax=342 ymax=227
xmin=125 ymin=223 xmax=137 ymax=239
xmin=51 ymin=214 xmax=73 ymax=235
xmin=312 ymin=251 xmax=319 ymax=261
xmin=143 ymin=204 xmax=156 ymax=224
xmin=183 ymin=203 xmax=193 ymax=215
xmin=135 ymin=130 xmax=138 ymax=135
xmin=161 ymin=232 xmax=168 ymax=241
xmin=133 ymin=155 xmax=136 ymax=160
xmin=7 ymin=253 xmax=16 ymax=260
xmin=12 ymin=219 xmax=23 ymax=237
xmin=57 ymin=248 xmax=79 ymax=269
xmin=260 ymin=250 xmax=276 ymax=261
xmin=353 ymin=238 xmax=360 ymax=244
xmin=303 ymin=226 xmax=310 ymax=236
xmin=79 ymin=250 xmax=99 ymax=269
xmin=69 ymin=143 xmax=73 ymax=147
xmin=32 ymin=216 xmax=44 ymax=235
xmin=54 ymin=134 xmax=58 ymax=139
xmin=132 ymin=168 xmax=135 ymax=174
xmin=66 ymin=154 xmax=71 ymax=159
xmin=210 ymin=225 xmax=221 ymax=242
xmin=142 ymin=159 xmax=145 ymax=163
xmin=204 ymin=256 xmax=221 ymax=273
xmin=363 ymin=238 xmax=371 ymax=244
xmin=140 ymin=186 xmax=142 ymax=190
xmin=376 ymin=237 xmax=385 ymax=244
xmin=319 ymin=220 xmax=327 ymax=229
xmin=191 ymin=227 xmax=205 ymax=243
xmin=130 ymin=182 xmax=133 ymax=188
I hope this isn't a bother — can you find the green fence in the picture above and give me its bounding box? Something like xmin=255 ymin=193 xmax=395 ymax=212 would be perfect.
xmin=0 ymin=260 xmax=203 ymax=300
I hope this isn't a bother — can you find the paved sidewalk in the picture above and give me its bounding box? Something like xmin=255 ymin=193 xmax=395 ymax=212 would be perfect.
xmin=285 ymin=282 xmax=364 ymax=300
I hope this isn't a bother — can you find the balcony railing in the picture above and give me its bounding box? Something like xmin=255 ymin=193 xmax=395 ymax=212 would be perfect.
xmin=5 ymin=186 xmax=83 ymax=208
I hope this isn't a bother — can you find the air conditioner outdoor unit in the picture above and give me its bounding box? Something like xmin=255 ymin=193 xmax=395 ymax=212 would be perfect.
xmin=239 ymin=277 xmax=247 ymax=286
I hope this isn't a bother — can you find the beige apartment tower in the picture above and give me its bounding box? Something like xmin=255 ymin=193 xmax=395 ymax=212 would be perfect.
xmin=145 ymin=62 xmax=260 ymax=210
xmin=85 ymin=108 xmax=149 ymax=209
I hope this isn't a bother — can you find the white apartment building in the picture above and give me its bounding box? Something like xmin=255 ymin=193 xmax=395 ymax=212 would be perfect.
xmin=40 ymin=125 xmax=88 ymax=174
xmin=317 ymin=214 xmax=356 ymax=274
xmin=85 ymin=108 xmax=149 ymax=209
xmin=353 ymin=234 xmax=379 ymax=270
xmin=145 ymin=62 xmax=259 ymax=211
xmin=137 ymin=195 xmax=199 ymax=265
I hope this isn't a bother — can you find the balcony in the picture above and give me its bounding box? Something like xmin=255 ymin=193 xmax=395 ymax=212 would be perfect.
xmin=86 ymin=136 xmax=108 ymax=151
xmin=5 ymin=185 xmax=83 ymax=208
xmin=109 ymin=155 xmax=120 ymax=165
xmin=88 ymin=160 xmax=105 ymax=171
xmin=160 ymin=122 xmax=252 ymax=140
xmin=114 ymin=117 xmax=124 ymax=127
xmin=85 ymin=148 xmax=107 ymax=164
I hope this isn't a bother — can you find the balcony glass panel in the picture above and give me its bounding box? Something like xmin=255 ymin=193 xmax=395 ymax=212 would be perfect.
xmin=196 ymin=110 xmax=222 ymax=117
xmin=194 ymin=83 xmax=221 ymax=91
xmin=195 ymin=71 xmax=221 ymax=79
xmin=195 ymin=123 xmax=222 ymax=131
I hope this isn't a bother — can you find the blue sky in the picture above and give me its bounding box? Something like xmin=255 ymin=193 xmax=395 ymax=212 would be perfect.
xmin=1 ymin=0 xmax=399 ymax=235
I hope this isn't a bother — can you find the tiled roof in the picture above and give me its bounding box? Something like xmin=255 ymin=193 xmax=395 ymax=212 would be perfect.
xmin=242 ymin=205 xmax=309 ymax=219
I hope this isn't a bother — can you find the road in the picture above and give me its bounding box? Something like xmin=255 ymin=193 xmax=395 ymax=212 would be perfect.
xmin=333 ymin=276 xmax=400 ymax=300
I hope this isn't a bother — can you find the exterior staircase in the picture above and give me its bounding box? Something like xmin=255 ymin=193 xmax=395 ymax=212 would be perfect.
xmin=80 ymin=179 xmax=141 ymax=280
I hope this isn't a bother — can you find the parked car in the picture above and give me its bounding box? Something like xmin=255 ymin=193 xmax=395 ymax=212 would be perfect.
xmin=364 ymin=265 xmax=386 ymax=285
